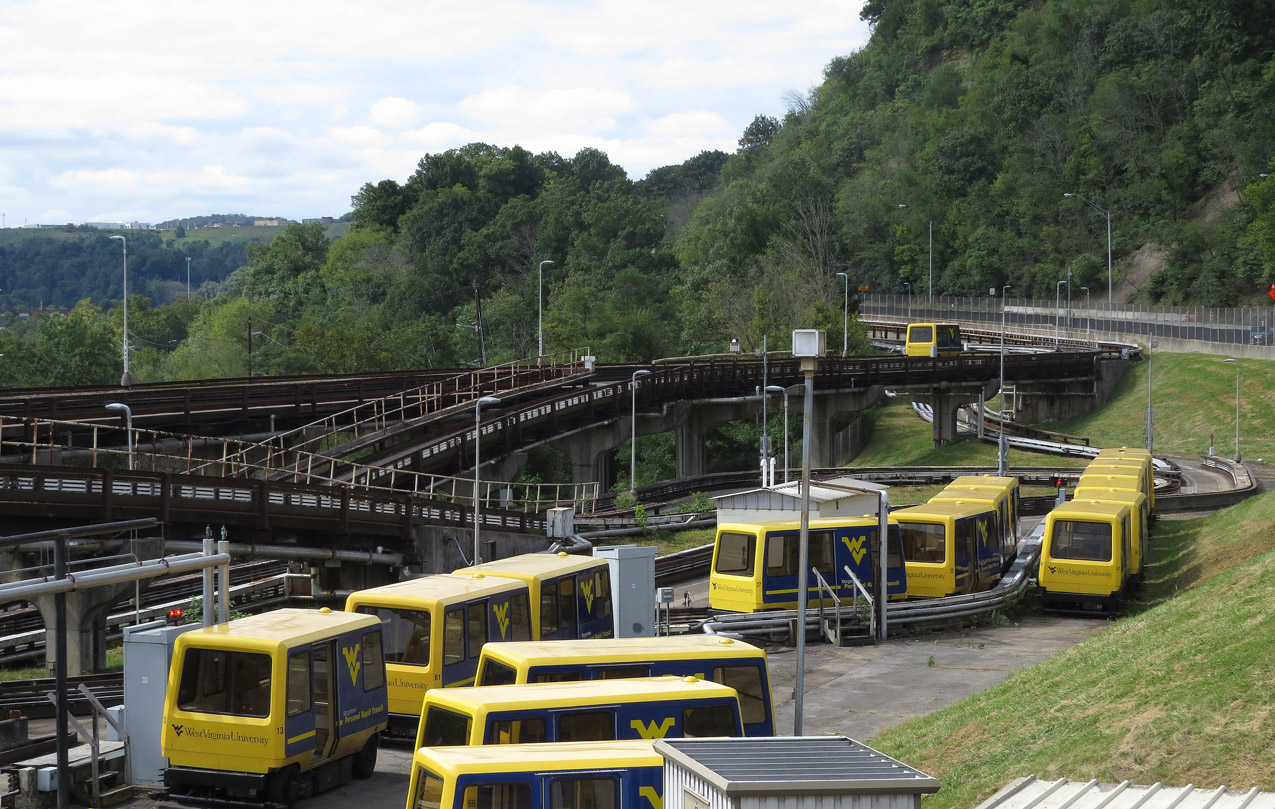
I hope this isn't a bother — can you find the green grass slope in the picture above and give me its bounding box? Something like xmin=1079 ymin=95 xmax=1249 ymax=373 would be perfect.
xmin=851 ymin=353 xmax=1275 ymax=467
xmin=1046 ymin=353 xmax=1275 ymax=461
xmin=872 ymin=489 xmax=1275 ymax=807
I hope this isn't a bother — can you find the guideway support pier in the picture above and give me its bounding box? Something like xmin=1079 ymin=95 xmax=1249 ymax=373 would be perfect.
xmin=549 ymin=386 xmax=884 ymax=485
xmin=909 ymin=380 xmax=1001 ymax=446
xmin=0 ymin=536 xmax=163 ymax=675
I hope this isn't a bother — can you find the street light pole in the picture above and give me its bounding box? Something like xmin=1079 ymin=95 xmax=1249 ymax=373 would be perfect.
xmin=835 ymin=272 xmax=849 ymax=357
xmin=1145 ymin=341 xmax=1157 ymax=452
xmin=109 ymin=235 xmax=131 ymax=386
xmin=104 ymin=403 xmax=134 ymax=470
xmin=1223 ymin=359 xmax=1241 ymax=462
xmin=1055 ymin=280 xmax=1065 ymax=347
xmin=1066 ymin=268 xmax=1072 ymax=333
xmin=630 ymin=370 xmax=651 ymax=494
xmin=538 ymin=260 xmax=554 ymax=359
xmin=1064 ymin=193 xmax=1113 ymax=302
xmin=185 ymin=256 xmax=191 ymax=297
xmin=105 ymin=401 xmax=138 ymax=626
xmin=473 ymin=396 xmax=502 ymax=565
xmin=1081 ymin=287 xmax=1090 ymax=334
xmin=903 ymin=282 xmax=911 ymax=320
xmin=998 ymin=285 xmax=1010 ymax=476
xmin=765 ymin=385 xmax=787 ymax=484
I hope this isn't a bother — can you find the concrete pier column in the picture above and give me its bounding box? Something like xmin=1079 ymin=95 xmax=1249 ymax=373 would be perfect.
xmin=929 ymin=393 xmax=965 ymax=445
xmin=550 ymin=422 xmax=625 ymax=486
xmin=29 ymin=536 xmax=164 ymax=674
xmin=674 ymin=402 xmax=706 ymax=479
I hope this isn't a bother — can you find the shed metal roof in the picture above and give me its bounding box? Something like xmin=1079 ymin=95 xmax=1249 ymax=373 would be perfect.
xmin=653 ymin=736 xmax=939 ymax=797
xmin=714 ymin=477 xmax=889 ymax=522
xmin=975 ymin=777 xmax=1275 ymax=809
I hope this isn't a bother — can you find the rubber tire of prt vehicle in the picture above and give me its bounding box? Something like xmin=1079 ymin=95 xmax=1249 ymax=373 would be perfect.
xmin=266 ymin=766 xmax=301 ymax=809
xmin=352 ymin=734 xmax=379 ymax=780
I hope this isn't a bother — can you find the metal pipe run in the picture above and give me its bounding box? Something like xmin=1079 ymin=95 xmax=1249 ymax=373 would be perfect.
xmin=162 ymin=539 xmax=403 ymax=567
xmin=0 ymin=551 xmax=232 ymax=600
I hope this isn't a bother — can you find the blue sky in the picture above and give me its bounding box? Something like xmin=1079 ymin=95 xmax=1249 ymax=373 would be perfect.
xmin=0 ymin=0 xmax=870 ymax=226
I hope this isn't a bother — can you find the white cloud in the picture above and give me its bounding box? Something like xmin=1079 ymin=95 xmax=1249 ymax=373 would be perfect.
xmin=402 ymin=122 xmax=480 ymax=151
xmin=460 ymin=85 xmax=634 ymax=130
xmin=370 ymin=97 xmax=421 ymax=128
xmin=50 ymin=169 xmax=139 ymax=191
xmin=129 ymin=122 xmax=200 ymax=144
xmin=644 ymin=111 xmax=731 ymax=138
xmin=0 ymin=0 xmax=872 ymax=222
xmin=329 ymin=126 xmax=390 ymax=147
xmin=195 ymin=166 xmax=253 ymax=191
xmin=257 ymin=83 xmax=348 ymax=106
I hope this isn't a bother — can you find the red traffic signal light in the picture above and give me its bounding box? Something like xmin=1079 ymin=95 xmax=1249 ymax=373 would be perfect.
xmin=167 ymin=608 xmax=184 ymax=624
xmin=1052 ymin=476 xmax=1067 ymax=488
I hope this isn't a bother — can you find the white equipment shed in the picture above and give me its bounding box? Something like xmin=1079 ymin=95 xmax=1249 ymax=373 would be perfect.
xmin=654 ymin=736 xmax=939 ymax=809
xmin=713 ymin=477 xmax=889 ymax=524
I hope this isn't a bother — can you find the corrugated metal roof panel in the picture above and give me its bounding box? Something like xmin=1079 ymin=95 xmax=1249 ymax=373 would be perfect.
xmin=654 ymin=736 xmax=939 ymax=797
xmin=976 ymin=777 xmax=1275 ymax=809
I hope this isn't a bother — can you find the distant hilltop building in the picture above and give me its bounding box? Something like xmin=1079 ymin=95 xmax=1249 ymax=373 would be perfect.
xmin=83 ymin=222 xmax=155 ymax=230
xmin=253 ymin=218 xmax=297 ymax=227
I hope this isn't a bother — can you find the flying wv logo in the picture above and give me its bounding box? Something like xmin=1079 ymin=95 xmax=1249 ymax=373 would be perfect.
xmin=630 ymin=717 xmax=675 ymax=739
xmin=170 ymin=723 xmax=185 ymax=737
xmin=842 ymin=535 xmax=867 ymax=566
xmin=493 ymin=602 xmax=510 ymax=638
xmin=978 ymin=519 xmax=990 ymax=549
xmin=582 ymin=579 xmax=595 ymax=613
xmin=341 ymin=644 xmax=361 ymax=686
xmin=638 ymin=787 xmax=663 ymax=808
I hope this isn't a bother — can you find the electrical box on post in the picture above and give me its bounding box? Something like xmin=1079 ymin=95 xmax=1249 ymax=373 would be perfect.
xmin=123 ymin=620 xmax=198 ymax=785
xmin=593 ymin=544 xmax=657 ymax=637
xmin=792 ymin=329 xmax=826 ymax=358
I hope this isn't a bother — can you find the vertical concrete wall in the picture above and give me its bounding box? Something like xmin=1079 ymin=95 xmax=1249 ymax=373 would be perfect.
xmin=1012 ymin=358 xmax=1131 ymax=423
xmin=411 ymin=525 xmax=554 ymax=575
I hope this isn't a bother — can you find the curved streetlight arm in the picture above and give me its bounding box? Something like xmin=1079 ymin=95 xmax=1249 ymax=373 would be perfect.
xmin=251 ymin=330 xmax=286 ymax=347
xmin=104 ymin=402 xmax=134 ymax=471
xmin=1063 ymin=192 xmax=1106 ymax=216
xmin=1064 ymin=193 xmax=1113 ymax=302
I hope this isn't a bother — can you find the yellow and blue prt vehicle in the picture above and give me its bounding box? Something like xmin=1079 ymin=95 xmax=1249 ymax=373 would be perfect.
xmin=710 ymin=516 xmax=906 ymax=613
xmin=162 ymin=607 xmax=388 ymax=806
xmin=455 ymin=551 xmax=615 ymax=640
xmin=415 ymin=675 xmax=744 ymax=748
xmin=474 ymin=635 xmax=774 ymax=736
xmin=1038 ymin=500 xmax=1133 ymax=608
xmin=344 ymin=572 xmax=532 ymax=735
xmin=407 ymin=740 xmax=664 ymax=809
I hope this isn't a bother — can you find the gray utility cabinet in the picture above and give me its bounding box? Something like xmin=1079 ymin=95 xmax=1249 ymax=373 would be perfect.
xmin=593 ymin=544 xmax=656 ymax=637
xmin=118 ymin=621 xmax=198 ymax=786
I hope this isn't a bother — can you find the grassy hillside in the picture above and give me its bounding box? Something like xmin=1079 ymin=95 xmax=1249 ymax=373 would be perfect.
xmin=1047 ymin=353 xmax=1275 ymax=461
xmin=850 ymin=353 xmax=1275 ymax=466
xmin=872 ymin=488 xmax=1275 ymax=805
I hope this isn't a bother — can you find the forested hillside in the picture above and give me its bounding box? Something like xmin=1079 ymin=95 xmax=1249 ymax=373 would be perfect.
xmin=676 ymin=0 xmax=1275 ymax=327
xmin=4 ymin=0 xmax=1275 ymax=393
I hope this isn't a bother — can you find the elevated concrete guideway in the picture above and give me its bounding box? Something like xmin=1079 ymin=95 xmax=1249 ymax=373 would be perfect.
xmin=290 ymin=350 xmax=1110 ymax=487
